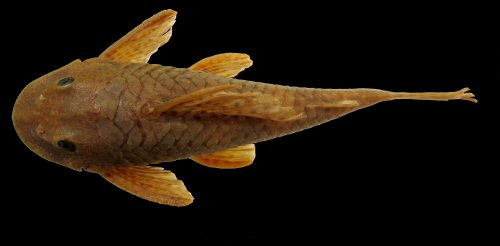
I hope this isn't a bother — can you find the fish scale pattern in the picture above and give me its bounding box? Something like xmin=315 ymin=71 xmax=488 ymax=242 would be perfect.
xmin=94 ymin=60 xmax=379 ymax=166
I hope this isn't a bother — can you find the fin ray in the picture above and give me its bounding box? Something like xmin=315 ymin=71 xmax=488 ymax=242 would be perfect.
xmin=191 ymin=144 xmax=256 ymax=169
xmin=99 ymin=10 xmax=177 ymax=63
xmin=189 ymin=53 xmax=253 ymax=78
xmin=152 ymin=85 xmax=304 ymax=121
xmin=151 ymin=84 xmax=241 ymax=116
xmin=99 ymin=165 xmax=193 ymax=206
xmin=307 ymin=99 xmax=360 ymax=108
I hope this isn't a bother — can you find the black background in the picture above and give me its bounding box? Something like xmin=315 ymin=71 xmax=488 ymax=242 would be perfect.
xmin=1 ymin=0 xmax=495 ymax=244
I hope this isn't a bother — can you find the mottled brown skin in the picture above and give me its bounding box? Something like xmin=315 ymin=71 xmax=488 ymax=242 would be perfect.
xmin=12 ymin=57 xmax=476 ymax=173
xmin=11 ymin=9 xmax=476 ymax=206
xmin=11 ymin=58 xmax=383 ymax=171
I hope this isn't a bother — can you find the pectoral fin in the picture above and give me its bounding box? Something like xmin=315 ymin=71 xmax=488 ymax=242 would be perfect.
xmin=189 ymin=53 xmax=253 ymax=78
xmin=99 ymin=10 xmax=177 ymax=63
xmin=99 ymin=165 xmax=193 ymax=206
xmin=191 ymin=144 xmax=256 ymax=169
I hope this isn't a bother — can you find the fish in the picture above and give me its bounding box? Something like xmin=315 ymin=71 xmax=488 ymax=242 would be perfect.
xmin=12 ymin=9 xmax=477 ymax=206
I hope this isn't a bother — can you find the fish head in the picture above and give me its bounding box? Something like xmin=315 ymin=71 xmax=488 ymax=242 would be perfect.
xmin=12 ymin=59 xmax=120 ymax=171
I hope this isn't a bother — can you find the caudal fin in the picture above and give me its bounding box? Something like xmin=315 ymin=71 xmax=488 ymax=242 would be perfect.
xmin=390 ymin=87 xmax=477 ymax=103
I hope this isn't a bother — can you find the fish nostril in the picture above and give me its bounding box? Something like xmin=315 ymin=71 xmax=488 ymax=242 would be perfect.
xmin=57 ymin=140 xmax=76 ymax=152
xmin=58 ymin=77 xmax=74 ymax=86
xmin=36 ymin=124 xmax=45 ymax=135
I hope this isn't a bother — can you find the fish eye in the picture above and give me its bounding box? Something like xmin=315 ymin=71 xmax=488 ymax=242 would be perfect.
xmin=57 ymin=77 xmax=74 ymax=86
xmin=57 ymin=140 xmax=76 ymax=152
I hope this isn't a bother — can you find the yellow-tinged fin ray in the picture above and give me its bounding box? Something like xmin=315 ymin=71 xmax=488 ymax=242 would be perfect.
xmin=99 ymin=10 xmax=177 ymax=63
xmin=189 ymin=53 xmax=253 ymax=78
xmin=99 ymin=165 xmax=193 ymax=206
xmin=152 ymin=84 xmax=241 ymax=116
xmin=390 ymin=87 xmax=478 ymax=103
xmin=191 ymin=144 xmax=256 ymax=169
xmin=152 ymin=85 xmax=304 ymax=121
xmin=307 ymin=99 xmax=360 ymax=108
xmin=189 ymin=54 xmax=257 ymax=168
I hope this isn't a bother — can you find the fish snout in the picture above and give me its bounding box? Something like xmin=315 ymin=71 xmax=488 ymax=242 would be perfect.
xmin=12 ymin=85 xmax=39 ymax=145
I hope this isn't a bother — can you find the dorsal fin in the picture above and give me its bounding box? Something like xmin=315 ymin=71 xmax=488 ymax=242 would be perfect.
xmin=151 ymin=85 xmax=304 ymax=122
xmin=151 ymin=84 xmax=241 ymax=116
xmin=99 ymin=10 xmax=177 ymax=63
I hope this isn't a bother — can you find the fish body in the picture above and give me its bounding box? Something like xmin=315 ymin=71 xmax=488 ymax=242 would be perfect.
xmin=12 ymin=10 xmax=476 ymax=206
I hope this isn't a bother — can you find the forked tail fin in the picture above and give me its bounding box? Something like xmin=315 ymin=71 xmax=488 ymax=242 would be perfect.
xmin=388 ymin=87 xmax=477 ymax=103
